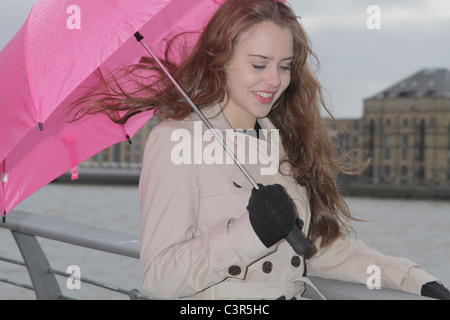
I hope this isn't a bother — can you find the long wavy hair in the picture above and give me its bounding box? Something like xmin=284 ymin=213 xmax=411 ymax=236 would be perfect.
xmin=73 ymin=0 xmax=367 ymax=248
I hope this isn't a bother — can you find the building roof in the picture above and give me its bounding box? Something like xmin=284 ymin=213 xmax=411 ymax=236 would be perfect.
xmin=369 ymin=68 xmax=450 ymax=99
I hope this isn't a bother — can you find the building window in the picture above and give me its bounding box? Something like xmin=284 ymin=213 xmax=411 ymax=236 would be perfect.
xmin=401 ymin=166 xmax=408 ymax=176
xmin=402 ymin=134 xmax=408 ymax=160
xmin=418 ymin=119 xmax=425 ymax=162
xmin=369 ymin=119 xmax=375 ymax=158
xmin=403 ymin=118 xmax=409 ymax=127
xmin=418 ymin=167 xmax=425 ymax=180
xmin=367 ymin=165 xmax=374 ymax=178
xmin=385 ymin=135 xmax=392 ymax=160
xmin=402 ymin=149 xmax=408 ymax=161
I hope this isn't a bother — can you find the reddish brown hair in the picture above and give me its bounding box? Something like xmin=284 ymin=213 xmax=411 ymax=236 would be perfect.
xmin=73 ymin=0 xmax=367 ymax=248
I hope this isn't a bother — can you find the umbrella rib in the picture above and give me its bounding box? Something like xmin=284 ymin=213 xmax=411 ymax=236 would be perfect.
xmin=1 ymin=159 xmax=6 ymax=222
xmin=23 ymin=13 xmax=39 ymax=128
xmin=133 ymin=32 xmax=258 ymax=190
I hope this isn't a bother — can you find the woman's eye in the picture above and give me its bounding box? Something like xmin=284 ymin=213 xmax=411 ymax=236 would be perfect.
xmin=279 ymin=65 xmax=291 ymax=71
xmin=252 ymin=64 xmax=266 ymax=70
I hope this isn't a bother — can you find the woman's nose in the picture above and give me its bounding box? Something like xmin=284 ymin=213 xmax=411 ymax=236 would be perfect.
xmin=264 ymin=67 xmax=281 ymax=88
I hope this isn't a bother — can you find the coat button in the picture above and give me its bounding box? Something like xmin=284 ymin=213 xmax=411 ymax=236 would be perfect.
xmin=295 ymin=218 xmax=304 ymax=230
xmin=262 ymin=261 xmax=273 ymax=274
xmin=228 ymin=265 xmax=241 ymax=276
xmin=291 ymin=256 xmax=301 ymax=268
xmin=233 ymin=181 xmax=242 ymax=188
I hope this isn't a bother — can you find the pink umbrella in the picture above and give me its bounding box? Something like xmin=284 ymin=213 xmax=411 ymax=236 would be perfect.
xmin=0 ymin=0 xmax=222 ymax=220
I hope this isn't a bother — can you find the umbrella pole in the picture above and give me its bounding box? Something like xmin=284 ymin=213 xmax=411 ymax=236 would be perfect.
xmin=134 ymin=32 xmax=259 ymax=190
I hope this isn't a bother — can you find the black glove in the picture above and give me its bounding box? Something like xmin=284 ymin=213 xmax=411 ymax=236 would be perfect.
xmin=247 ymin=184 xmax=296 ymax=248
xmin=421 ymin=281 xmax=450 ymax=300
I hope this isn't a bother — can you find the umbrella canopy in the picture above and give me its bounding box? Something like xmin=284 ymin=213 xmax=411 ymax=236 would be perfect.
xmin=0 ymin=0 xmax=221 ymax=217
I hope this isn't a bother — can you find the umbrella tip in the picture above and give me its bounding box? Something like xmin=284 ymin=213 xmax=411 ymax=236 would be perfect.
xmin=134 ymin=32 xmax=144 ymax=42
xmin=2 ymin=211 xmax=5 ymax=224
xmin=126 ymin=134 xmax=132 ymax=144
xmin=38 ymin=122 xmax=44 ymax=131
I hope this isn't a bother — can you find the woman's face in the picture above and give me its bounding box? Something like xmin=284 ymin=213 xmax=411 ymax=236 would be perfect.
xmin=222 ymin=21 xmax=294 ymax=129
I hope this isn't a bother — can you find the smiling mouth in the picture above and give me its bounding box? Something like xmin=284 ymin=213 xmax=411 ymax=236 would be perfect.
xmin=253 ymin=91 xmax=276 ymax=104
xmin=254 ymin=91 xmax=274 ymax=98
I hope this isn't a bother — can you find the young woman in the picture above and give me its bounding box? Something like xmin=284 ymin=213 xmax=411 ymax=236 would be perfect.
xmin=77 ymin=0 xmax=449 ymax=299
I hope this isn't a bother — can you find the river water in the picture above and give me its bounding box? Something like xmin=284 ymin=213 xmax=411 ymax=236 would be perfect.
xmin=0 ymin=183 xmax=449 ymax=299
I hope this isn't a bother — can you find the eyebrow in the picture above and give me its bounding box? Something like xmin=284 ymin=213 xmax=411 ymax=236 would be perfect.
xmin=248 ymin=54 xmax=295 ymax=61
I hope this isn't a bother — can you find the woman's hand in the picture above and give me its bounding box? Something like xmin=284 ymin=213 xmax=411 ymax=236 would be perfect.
xmin=246 ymin=184 xmax=296 ymax=248
xmin=421 ymin=281 xmax=450 ymax=300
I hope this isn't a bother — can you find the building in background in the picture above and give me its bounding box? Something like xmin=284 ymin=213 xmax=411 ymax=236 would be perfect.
xmin=328 ymin=68 xmax=450 ymax=187
xmin=360 ymin=68 xmax=450 ymax=186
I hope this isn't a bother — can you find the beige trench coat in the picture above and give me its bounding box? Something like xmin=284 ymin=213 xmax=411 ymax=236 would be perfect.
xmin=139 ymin=103 xmax=437 ymax=299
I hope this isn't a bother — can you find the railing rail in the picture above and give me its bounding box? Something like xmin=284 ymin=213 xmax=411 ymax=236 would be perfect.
xmin=0 ymin=209 xmax=154 ymax=300
xmin=0 ymin=209 xmax=432 ymax=300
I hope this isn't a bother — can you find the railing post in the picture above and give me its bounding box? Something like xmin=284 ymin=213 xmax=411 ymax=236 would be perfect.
xmin=12 ymin=231 xmax=63 ymax=300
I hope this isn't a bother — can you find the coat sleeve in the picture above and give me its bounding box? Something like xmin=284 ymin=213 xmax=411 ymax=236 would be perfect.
xmin=305 ymin=236 xmax=439 ymax=295
xmin=138 ymin=121 xmax=272 ymax=298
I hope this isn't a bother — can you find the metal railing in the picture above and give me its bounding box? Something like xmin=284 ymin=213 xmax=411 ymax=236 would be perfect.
xmin=0 ymin=209 xmax=432 ymax=300
xmin=0 ymin=209 xmax=154 ymax=300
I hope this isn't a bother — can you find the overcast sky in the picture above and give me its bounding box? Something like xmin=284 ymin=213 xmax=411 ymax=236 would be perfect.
xmin=1 ymin=0 xmax=450 ymax=119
